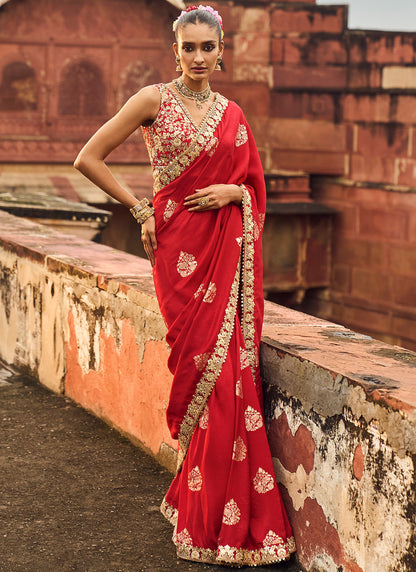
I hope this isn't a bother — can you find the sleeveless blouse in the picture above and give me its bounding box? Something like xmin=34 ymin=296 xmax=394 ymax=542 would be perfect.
xmin=141 ymin=83 xmax=223 ymax=194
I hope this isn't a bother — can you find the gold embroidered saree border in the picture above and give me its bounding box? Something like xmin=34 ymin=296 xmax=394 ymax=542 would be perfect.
xmin=161 ymin=498 xmax=296 ymax=567
xmin=241 ymin=186 xmax=257 ymax=377
xmin=176 ymin=540 xmax=296 ymax=568
xmin=154 ymin=93 xmax=229 ymax=192
xmin=177 ymin=261 xmax=240 ymax=469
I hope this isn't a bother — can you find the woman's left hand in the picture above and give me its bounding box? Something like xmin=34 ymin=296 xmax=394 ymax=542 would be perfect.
xmin=184 ymin=184 xmax=242 ymax=212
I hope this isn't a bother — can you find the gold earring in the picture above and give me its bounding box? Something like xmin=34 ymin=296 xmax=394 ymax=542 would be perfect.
xmin=175 ymin=57 xmax=182 ymax=72
xmin=215 ymin=57 xmax=222 ymax=71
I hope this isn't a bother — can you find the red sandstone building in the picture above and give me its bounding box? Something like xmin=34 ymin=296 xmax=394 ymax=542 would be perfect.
xmin=1 ymin=0 xmax=416 ymax=350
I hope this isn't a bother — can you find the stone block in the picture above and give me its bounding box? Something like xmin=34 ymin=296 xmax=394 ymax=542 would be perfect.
xmin=356 ymin=124 xmax=410 ymax=157
xmin=393 ymin=275 xmax=416 ymax=307
xmin=271 ymin=92 xmax=338 ymax=122
xmin=222 ymin=83 xmax=270 ymax=117
xmin=392 ymin=95 xmax=416 ymax=125
xmin=351 ymin=268 xmax=392 ymax=303
xmin=350 ymin=154 xmax=396 ymax=185
xmin=273 ymin=64 xmax=347 ymax=90
xmin=366 ymin=35 xmax=416 ymax=65
xmin=280 ymin=37 xmax=347 ymax=66
xmin=331 ymin=263 xmax=351 ymax=294
xmin=268 ymin=118 xmax=347 ymax=152
xmin=382 ymin=66 xmax=416 ymax=90
xmin=389 ymin=244 xmax=416 ymax=276
xmin=347 ymin=65 xmax=382 ymax=89
xmin=342 ymin=93 xmax=391 ymax=123
xmin=332 ymin=237 xmax=386 ymax=269
xmin=238 ymin=7 xmax=271 ymax=33
xmin=358 ymin=207 xmax=409 ymax=241
xmin=233 ymin=33 xmax=270 ymax=64
xmin=394 ymin=158 xmax=416 ymax=187
xmin=271 ymin=5 xmax=347 ymax=34
xmin=273 ymin=149 xmax=346 ymax=176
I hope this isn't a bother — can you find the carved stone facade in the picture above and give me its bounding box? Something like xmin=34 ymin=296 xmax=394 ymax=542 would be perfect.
xmin=0 ymin=0 xmax=177 ymax=163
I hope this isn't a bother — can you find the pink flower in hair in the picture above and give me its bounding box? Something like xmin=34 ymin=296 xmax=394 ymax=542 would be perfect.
xmin=173 ymin=4 xmax=224 ymax=37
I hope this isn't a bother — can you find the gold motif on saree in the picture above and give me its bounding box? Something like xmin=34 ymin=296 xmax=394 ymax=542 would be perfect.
xmin=193 ymin=352 xmax=210 ymax=372
xmin=163 ymin=199 xmax=178 ymax=222
xmin=263 ymin=530 xmax=285 ymax=547
xmin=244 ymin=406 xmax=263 ymax=431
xmin=235 ymin=377 xmax=243 ymax=398
xmin=176 ymin=528 xmax=193 ymax=545
xmin=203 ymin=282 xmax=217 ymax=303
xmin=235 ymin=124 xmax=248 ymax=147
xmin=199 ymin=405 xmax=209 ymax=429
xmin=232 ymin=436 xmax=247 ymax=462
xmin=222 ymin=499 xmax=241 ymax=526
xmin=177 ymin=251 xmax=198 ymax=277
xmin=253 ymin=468 xmax=275 ymax=494
xmin=253 ymin=220 xmax=260 ymax=241
xmin=194 ymin=283 xmax=205 ymax=299
xmin=236 ymin=236 xmax=243 ymax=247
xmin=188 ymin=466 xmax=203 ymax=491
xmin=240 ymin=347 xmax=250 ymax=370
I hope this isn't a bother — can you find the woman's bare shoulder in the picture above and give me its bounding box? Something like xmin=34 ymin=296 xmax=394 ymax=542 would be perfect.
xmin=124 ymin=84 xmax=162 ymax=124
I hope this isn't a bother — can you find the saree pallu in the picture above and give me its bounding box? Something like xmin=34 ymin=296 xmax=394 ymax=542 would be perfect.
xmin=148 ymin=88 xmax=295 ymax=566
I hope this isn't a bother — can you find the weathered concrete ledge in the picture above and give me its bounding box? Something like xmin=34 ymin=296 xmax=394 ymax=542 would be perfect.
xmin=0 ymin=210 xmax=415 ymax=572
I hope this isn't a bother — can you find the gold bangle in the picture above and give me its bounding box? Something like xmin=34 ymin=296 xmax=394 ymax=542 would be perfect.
xmin=130 ymin=198 xmax=149 ymax=218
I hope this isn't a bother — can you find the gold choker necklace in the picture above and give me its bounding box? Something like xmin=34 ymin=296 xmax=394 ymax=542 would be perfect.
xmin=173 ymin=78 xmax=212 ymax=109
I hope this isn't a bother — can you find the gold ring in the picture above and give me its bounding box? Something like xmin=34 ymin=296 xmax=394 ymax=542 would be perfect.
xmin=198 ymin=197 xmax=209 ymax=207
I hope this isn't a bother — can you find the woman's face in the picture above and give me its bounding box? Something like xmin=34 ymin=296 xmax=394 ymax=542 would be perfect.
xmin=174 ymin=22 xmax=223 ymax=84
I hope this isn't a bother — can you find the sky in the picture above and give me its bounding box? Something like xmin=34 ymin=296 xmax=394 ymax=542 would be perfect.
xmin=317 ymin=0 xmax=416 ymax=32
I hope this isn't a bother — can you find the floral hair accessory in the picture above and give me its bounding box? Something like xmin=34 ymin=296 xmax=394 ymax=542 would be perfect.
xmin=173 ymin=5 xmax=224 ymax=39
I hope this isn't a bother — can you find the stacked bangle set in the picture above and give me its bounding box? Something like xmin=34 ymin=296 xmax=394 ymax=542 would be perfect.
xmin=130 ymin=198 xmax=154 ymax=224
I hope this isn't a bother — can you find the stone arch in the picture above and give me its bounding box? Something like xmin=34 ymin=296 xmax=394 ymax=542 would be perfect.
xmin=119 ymin=61 xmax=161 ymax=106
xmin=0 ymin=61 xmax=38 ymax=111
xmin=58 ymin=60 xmax=106 ymax=116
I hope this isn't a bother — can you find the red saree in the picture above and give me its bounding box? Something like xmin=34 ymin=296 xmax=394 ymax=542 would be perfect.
xmin=142 ymin=84 xmax=295 ymax=566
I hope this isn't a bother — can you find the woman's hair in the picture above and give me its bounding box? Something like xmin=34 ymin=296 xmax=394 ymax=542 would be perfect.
xmin=173 ymin=6 xmax=223 ymax=43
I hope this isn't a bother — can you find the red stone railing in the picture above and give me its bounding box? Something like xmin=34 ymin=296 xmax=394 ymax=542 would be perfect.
xmin=0 ymin=210 xmax=415 ymax=572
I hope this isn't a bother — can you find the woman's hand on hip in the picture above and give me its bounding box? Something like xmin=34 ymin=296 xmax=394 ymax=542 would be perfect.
xmin=184 ymin=184 xmax=242 ymax=212
xmin=141 ymin=216 xmax=157 ymax=267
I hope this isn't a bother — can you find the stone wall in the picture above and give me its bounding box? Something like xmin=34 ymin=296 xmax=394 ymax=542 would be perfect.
xmin=1 ymin=209 xmax=415 ymax=572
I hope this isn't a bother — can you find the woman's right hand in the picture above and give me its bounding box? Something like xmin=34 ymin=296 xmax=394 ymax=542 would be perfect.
xmin=141 ymin=216 xmax=157 ymax=267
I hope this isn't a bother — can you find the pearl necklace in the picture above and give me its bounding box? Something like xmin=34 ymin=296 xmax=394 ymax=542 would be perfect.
xmin=173 ymin=78 xmax=212 ymax=109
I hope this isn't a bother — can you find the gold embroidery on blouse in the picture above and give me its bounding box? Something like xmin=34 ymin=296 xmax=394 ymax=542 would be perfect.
xmin=177 ymin=262 xmax=240 ymax=469
xmin=222 ymin=499 xmax=241 ymax=525
xmin=177 ymin=251 xmax=197 ymax=277
xmin=154 ymin=93 xmax=228 ymax=192
xmin=244 ymin=406 xmax=263 ymax=431
xmin=188 ymin=466 xmax=203 ymax=491
xmin=253 ymin=468 xmax=275 ymax=494
xmin=241 ymin=186 xmax=257 ymax=377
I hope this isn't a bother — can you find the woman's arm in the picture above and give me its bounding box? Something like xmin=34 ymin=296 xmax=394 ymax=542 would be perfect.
xmin=74 ymin=85 xmax=160 ymax=208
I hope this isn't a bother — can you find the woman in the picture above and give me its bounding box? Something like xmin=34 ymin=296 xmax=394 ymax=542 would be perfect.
xmin=74 ymin=5 xmax=295 ymax=567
